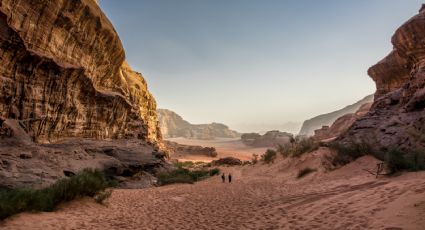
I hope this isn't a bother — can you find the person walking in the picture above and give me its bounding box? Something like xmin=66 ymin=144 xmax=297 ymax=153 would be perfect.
xmin=221 ymin=173 xmax=225 ymax=183
xmin=228 ymin=173 xmax=232 ymax=183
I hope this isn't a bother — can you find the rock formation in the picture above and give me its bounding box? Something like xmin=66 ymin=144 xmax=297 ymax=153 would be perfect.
xmin=337 ymin=5 xmax=425 ymax=153
xmin=158 ymin=109 xmax=240 ymax=139
xmin=165 ymin=141 xmax=218 ymax=158
xmin=241 ymin=130 xmax=293 ymax=147
xmin=314 ymin=103 xmax=372 ymax=141
xmin=298 ymin=95 xmax=374 ymax=136
xmin=0 ymin=0 xmax=165 ymax=188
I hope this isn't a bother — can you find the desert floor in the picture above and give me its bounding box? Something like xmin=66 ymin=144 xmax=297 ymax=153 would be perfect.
xmin=167 ymin=137 xmax=268 ymax=162
xmin=2 ymin=150 xmax=425 ymax=230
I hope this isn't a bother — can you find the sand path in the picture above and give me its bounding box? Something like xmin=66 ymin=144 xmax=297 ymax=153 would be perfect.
xmin=2 ymin=155 xmax=425 ymax=230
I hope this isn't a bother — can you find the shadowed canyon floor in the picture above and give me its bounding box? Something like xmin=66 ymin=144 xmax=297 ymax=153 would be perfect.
xmin=2 ymin=155 xmax=425 ymax=230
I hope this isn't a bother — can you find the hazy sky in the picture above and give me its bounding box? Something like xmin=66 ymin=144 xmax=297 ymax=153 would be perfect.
xmin=100 ymin=0 xmax=422 ymax=132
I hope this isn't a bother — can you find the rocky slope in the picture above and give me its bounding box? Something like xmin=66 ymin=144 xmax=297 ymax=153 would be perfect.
xmin=314 ymin=103 xmax=372 ymax=141
xmin=337 ymin=5 xmax=425 ymax=153
xmin=299 ymin=95 xmax=374 ymax=136
xmin=241 ymin=130 xmax=293 ymax=147
xmin=0 ymin=0 xmax=164 ymax=188
xmin=158 ymin=109 xmax=240 ymax=139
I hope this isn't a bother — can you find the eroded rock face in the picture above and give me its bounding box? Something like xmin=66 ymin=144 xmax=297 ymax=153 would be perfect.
xmin=338 ymin=5 xmax=425 ymax=153
xmin=314 ymin=103 xmax=372 ymax=141
xmin=0 ymin=0 xmax=164 ymax=188
xmin=158 ymin=109 xmax=240 ymax=139
xmin=165 ymin=141 xmax=218 ymax=158
xmin=0 ymin=0 xmax=161 ymax=145
xmin=299 ymin=95 xmax=374 ymax=136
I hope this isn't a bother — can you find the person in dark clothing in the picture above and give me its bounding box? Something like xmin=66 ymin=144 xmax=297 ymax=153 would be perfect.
xmin=221 ymin=173 xmax=225 ymax=183
xmin=228 ymin=174 xmax=232 ymax=183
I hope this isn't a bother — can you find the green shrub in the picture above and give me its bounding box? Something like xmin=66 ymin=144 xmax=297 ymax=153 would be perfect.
xmin=276 ymin=137 xmax=319 ymax=158
xmin=328 ymin=142 xmax=374 ymax=166
xmin=297 ymin=167 xmax=316 ymax=178
xmin=209 ymin=168 xmax=220 ymax=176
xmin=251 ymin=154 xmax=259 ymax=164
xmin=261 ymin=149 xmax=277 ymax=164
xmin=329 ymin=142 xmax=425 ymax=174
xmin=94 ymin=189 xmax=112 ymax=204
xmin=173 ymin=161 xmax=194 ymax=168
xmin=0 ymin=169 xmax=111 ymax=220
xmin=157 ymin=168 xmax=219 ymax=186
xmin=384 ymin=149 xmax=425 ymax=174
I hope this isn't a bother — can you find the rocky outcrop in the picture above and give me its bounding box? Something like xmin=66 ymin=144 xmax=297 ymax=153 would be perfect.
xmin=0 ymin=0 xmax=161 ymax=145
xmin=0 ymin=0 xmax=164 ymax=188
xmin=314 ymin=103 xmax=372 ymax=141
xmin=299 ymin=95 xmax=374 ymax=136
xmin=337 ymin=5 xmax=425 ymax=153
xmin=165 ymin=141 xmax=218 ymax=158
xmin=158 ymin=109 xmax=240 ymax=139
xmin=241 ymin=130 xmax=293 ymax=147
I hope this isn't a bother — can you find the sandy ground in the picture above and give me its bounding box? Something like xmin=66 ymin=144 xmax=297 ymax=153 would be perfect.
xmin=2 ymin=149 xmax=425 ymax=230
xmin=167 ymin=137 xmax=268 ymax=162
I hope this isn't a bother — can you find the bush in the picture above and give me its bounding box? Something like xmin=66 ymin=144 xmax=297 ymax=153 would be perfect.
xmin=94 ymin=189 xmax=112 ymax=204
xmin=261 ymin=149 xmax=277 ymax=164
xmin=329 ymin=142 xmax=425 ymax=174
xmin=297 ymin=167 xmax=316 ymax=178
xmin=209 ymin=168 xmax=220 ymax=176
xmin=384 ymin=149 xmax=425 ymax=174
xmin=251 ymin=154 xmax=259 ymax=164
xmin=328 ymin=142 xmax=374 ymax=166
xmin=0 ymin=169 xmax=111 ymax=220
xmin=157 ymin=168 xmax=220 ymax=186
xmin=276 ymin=137 xmax=319 ymax=158
xmin=173 ymin=161 xmax=194 ymax=168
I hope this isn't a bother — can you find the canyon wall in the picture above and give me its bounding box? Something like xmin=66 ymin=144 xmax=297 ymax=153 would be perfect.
xmin=0 ymin=0 xmax=165 ymax=188
xmin=299 ymin=95 xmax=374 ymax=136
xmin=158 ymin=109 xmax=240 ymax=139
xmin=338 ymin=5 xmax=425 ymax=153
xmin=0 ymin=0 xmax=161 ymax=145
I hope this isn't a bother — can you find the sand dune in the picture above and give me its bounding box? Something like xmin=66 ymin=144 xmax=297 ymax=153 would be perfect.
xmin=2 ymin=150 xmax=425 ymax=230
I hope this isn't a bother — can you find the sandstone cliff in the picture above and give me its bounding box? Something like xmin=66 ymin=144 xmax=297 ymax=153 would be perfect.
xmin=337 ymin=5 xmax=425 ymax=153
xmin=298 ymin=95 xmax=374 ymax=136
xmin=0 ymin=0 xmax=164 ymax=188
xmin=158 ymin=109 xmax=240 ymax=139
xmin=314 ymin=103 xmax=372 ymax=141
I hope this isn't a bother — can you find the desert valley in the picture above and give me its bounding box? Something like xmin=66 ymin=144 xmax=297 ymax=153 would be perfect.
xmin=1 ymin=0 xmax=425 ymax=229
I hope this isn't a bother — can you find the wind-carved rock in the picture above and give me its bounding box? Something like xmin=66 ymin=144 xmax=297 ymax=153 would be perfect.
xmin=0 ymin=0 xmax=161 ymax=145
xmin=0 ymin=0 xmax=164 ymax=188
xmin=338 ymin=5 xmax=425 ymax=153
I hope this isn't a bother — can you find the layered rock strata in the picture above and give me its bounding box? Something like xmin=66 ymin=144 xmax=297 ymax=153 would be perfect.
xmin=0 ymin=0 xmax=164 ymax=188
xmin=338 ymin=5 xmax=425 ymax=153
xmin=158 ymin=109 xmax=240 ymax=139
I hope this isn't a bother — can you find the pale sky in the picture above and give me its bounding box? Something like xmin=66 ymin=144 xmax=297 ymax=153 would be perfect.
xmin=100 ymin=0 xmax=422 ymax=133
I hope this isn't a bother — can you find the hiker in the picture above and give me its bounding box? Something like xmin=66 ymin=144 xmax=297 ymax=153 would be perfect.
xmin=228 ymin=173 xmax=232 ymax=183
xmin=221 ymin=173 xmax=225 ymax=183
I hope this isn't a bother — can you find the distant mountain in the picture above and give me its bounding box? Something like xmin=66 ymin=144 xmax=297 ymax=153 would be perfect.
xmin=158 ymin=109 xmax=240 ymax=139
xmin=232 ymin=122 xmax=302 ymax=135
xmin=298 ymin=95 xmax=374 ymax=136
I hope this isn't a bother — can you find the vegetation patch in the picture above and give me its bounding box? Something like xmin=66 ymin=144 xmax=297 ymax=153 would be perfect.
xmin=276 ymin=137 xmax=319 ymax=158
xmin=157 ymin=167 xmax=220 ymax=186
xmin=0 ymin=169 xmax=113 ymax=220
xmin=297 ymin=167 xmax=317 ymax=178
xmin=261 ymin=149 xmax=277 ymax=164
xmin=173 ymin=161 xmax=195 ymax=168
xmin=328 ymin=141 xmax=425 ymax=174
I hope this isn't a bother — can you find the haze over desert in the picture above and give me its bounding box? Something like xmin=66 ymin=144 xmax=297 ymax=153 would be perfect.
xmin=1 ymin=0 xmax=425 ymax=229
